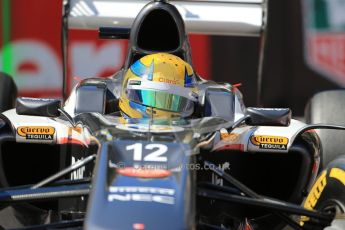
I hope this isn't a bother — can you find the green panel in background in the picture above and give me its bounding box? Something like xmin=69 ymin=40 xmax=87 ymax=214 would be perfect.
xmin=1 ymin=0 xmax=13 ymax=76
xmin=313 ymin=0 xmax=329 ymax=29
xmin=311 ymin=0 xmax=345 ymax=31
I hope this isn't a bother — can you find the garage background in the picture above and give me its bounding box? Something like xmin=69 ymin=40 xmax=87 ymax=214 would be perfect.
xmin=0 ymin=0 xmax=343 ymax=116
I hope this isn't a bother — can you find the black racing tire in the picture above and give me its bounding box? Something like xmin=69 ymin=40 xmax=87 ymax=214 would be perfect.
xmin=305 ymin=90 xmax=345 ymax=170
xmin=301 ymin=155 xmax=345 ymax=230
xmin=0 ymin=72 xmax=17 ymax=113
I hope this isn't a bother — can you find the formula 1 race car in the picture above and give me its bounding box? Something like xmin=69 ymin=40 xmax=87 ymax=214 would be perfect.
xmin=1 ymin=0 xmax=345 ymax=229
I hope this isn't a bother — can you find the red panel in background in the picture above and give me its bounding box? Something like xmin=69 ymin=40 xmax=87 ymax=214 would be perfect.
xmin=68 ymin=29 xmax=128 ymax=92
xmin=11 ymin=0 xmax=62 ymax=44
xmin=190 ymin=34 xmax=211 ymax=80
xmin=0 ymin=0 xmax=211 ymax=98
xmin=0 ymin=3 xmax=3 ymax=45
xmin=308 ymin=34 xmax=345 ymax=85
xmin=4 ymin=0 xmax=64 ymax=97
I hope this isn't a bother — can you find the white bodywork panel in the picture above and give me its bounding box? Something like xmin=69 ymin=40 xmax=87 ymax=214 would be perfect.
xmin=68 ymin=0 xmax=265 ymax=36
xmin=214 ymin=119 xmax=308 ymax=153
xmin=2 ymin=109 xmax=91 ymax=146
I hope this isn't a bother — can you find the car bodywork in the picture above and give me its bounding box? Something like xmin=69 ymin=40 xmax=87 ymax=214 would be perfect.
xmin=0 ymin=0 xmax=345 ymax=229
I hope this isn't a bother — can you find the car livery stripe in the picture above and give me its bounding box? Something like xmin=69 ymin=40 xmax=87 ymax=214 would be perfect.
xmin=214 ymin=144 xmax=245 ymax=152
xmin=59 ymin=137 xmax=88 ymax=146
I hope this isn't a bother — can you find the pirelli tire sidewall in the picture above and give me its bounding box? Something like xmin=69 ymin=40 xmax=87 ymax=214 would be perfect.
xmin=303 ymin=155 xmax=345 ymax=226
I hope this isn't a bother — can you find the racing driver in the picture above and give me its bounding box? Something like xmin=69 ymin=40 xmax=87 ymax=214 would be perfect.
xmin=119 ymin=53 xmax=199 ymax=119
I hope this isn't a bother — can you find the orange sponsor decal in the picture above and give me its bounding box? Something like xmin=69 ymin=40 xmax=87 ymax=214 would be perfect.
xmin=117 ymin=167 xmax=172 ymax=178
xmin=158 ymin=77 xmax=179 ymax=85
xmin=17 ymin=126 xmax=55 ymax=140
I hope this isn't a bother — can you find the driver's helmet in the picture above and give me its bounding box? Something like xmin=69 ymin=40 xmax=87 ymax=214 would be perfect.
xmin=119 ymin=53 xmax=198 ymax=119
